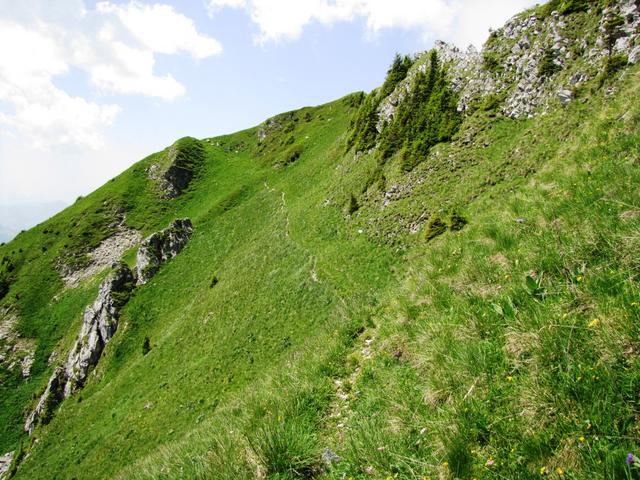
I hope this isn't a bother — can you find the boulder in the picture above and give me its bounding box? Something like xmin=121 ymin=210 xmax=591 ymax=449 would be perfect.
xmin=558 ymin=89 xmax=573 ymax=105
xmin=135 ymin=219 xmax=194 ymax=285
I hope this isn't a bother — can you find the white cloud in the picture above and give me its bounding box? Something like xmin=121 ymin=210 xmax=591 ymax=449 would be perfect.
xmin=0 ymin=0 xmax=222 ymax=149
xmin=206 ymin=0 xmax=248 ymax=15
xmin=96 ymin=2 xmax=222 ymax=59
xmin=0 ymin=21 xmax=121 ymax=149
xmin=207 ymin=0 xmax=537 ymax=47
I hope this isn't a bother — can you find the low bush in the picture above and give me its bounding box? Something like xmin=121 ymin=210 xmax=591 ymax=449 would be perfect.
xmin=604 ymin=54 xmax=629 ymax=77
xmin=142 ymin=337 xmax=151 ymax=355
xmin=277 ymin=144 xmax=303 ymax=167
xmin=424 ymin=214 xmax=448 ymax=241
xmin=538 ymin=49 xmax=562 ymax=78
xmin=483 ymin=51 xmax=504 ymax=74
xmin=346 ymin=194 xmax=359 ymax=215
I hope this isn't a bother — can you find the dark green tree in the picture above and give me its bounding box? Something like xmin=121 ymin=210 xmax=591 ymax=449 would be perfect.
xmin=380 ymin=53 xmax=414 ymax=98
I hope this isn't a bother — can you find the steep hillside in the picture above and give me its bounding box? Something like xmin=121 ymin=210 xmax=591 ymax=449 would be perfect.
xmin=1 ymin=1 xmax=640 ymax=479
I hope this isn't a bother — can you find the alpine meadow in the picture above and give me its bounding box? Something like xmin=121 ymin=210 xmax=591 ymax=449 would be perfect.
xmin=2 ymin=1 xmax=640 ymax=479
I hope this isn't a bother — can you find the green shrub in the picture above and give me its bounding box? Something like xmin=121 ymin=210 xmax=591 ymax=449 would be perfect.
xmin=425 ymin=214 xmax=447 ymax=241
xmin=541 ymin=0 xmax=592 ymax=17
xmin=342 ymin=92 xmax=365 ymax=109
xmin=0 ymin=270 xmax=11 ymax=300
xmin=361 ymin=167 xmax=386 ymax=194
xmin=538 ymin=49 xmax=562 ymax=78
xmin=424 ymin=211 xmax=466 ymax=240
xmin=142 ymin=337 xmax=151 ymax=355
xmin=483 ymin=51 xmax=504 ymax=74
xmin=476 ymin=93 xmax=506 ymax=112
xmin=447 ymin=211 xmax=468 ymax=231
xmin=281 ymin=144 xmax=303 ymax=167
xmin=604 ymin=54 xmax=629 ymax=77
xmin=347 ymin=194 xmax=359 ymax=215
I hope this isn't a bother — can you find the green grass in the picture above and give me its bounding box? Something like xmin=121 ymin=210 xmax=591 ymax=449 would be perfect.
xmin=1 ymin=11 xmax=639 ymax=480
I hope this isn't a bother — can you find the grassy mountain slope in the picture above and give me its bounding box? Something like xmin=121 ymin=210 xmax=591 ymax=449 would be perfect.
xmin=1 ymin=2 xmax=639 ymax=479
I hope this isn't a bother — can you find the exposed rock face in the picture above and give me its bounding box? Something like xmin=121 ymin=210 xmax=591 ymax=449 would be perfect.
xmin=257 ymin=117 xmax=283 ymax=141
xmin=135 ymin=219 xmax=194 ymax=285
xmin=24 ymin=263 xmax=134 ymax=434
xmin=63 ymin=262 xmax=135 ymax=396
xmin=378 ymin=0 xmax=640 ymax=125
xmin=24 ymin=367 xmax=65 ymax=434
xmin=0 ymin=451 xmax=14 ymax=478
xmin=61 ymin=228 xmax=141 ymax=288
xmin=148 ymin=137 xmax=205 ymax=199
xmin=24 ymin=219 xmax=193 ymax=435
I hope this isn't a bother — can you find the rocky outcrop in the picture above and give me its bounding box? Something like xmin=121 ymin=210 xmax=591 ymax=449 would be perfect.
xmin=378 ymin=0 xmax=640 ymax=125
xmin=63 ymin=262 xmax=135 ymax=396
xmin=24 ymin=367 xmax=65 ymax=434
xmin=135 ymin=219 xmax=193 ymax=285
xmin=0 ymin=451 xmax=14 ymax=479
xmin=148 ymin=137 xmax=205 ymax=199
xmin=592 ymin=0 xmax=640 ymax=59
xmin=25 ymin=263 xmax=134 ymax=434
xmin=24 ymin=219 xmax=193 ymax=435
xmin=61 ymin=228 xmax=141 ymax=288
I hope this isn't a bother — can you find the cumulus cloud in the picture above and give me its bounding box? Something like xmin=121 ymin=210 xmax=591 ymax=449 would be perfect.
xmin=207 ymin=0 xmax=537 ymax=47
xmin=96 ymin=2 xmax=222 ymax=59
xmin=0 ymin=0 xmax=221 ymax=149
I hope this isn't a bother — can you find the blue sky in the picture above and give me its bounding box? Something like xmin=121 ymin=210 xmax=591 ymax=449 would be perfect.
xmin=0 ymin=0 xmax=538 ymax=231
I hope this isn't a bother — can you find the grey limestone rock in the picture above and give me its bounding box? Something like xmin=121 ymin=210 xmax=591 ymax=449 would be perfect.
xmin=0 ymin=451 xmax=14 ymax=479
xmin=135 ymin=219 xmax=194 ymax=285
xmin=148 ymin=138 xmax=205 ymax=199
xmin=64 ymin=262 xmax=135 ymax=396
xmin=24 ymin=218 xmax=193 ymax=435
xmin=24 ymin=263 xmax=134 ymax=434
xmin=24 ymin=367 xmax=65 ymax=434
xmin=377 ymin=0 xmax=639 ymax=127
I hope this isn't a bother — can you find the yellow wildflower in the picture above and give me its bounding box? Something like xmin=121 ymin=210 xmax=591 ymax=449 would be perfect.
xmin=556 ymin=467 xmax=565 ymax=476
xmin=579 ymin=436 xmax=585 ymax=443
xmin=540 ymin=466 xmax=547 ymax=475
xmin=587 ymin=318 xmax=600 ymax=328
xmin=507 ymin=375 xmax=514 ymax=382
